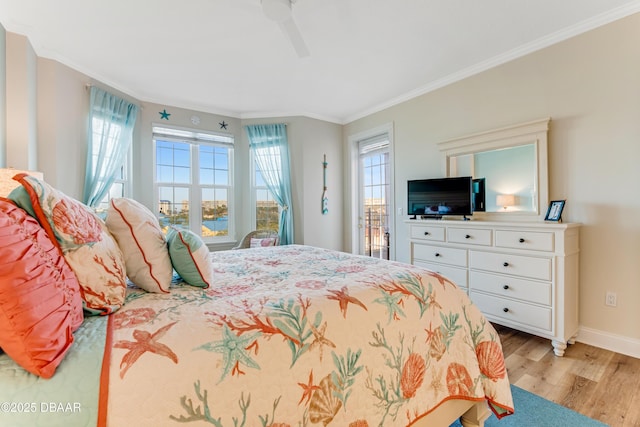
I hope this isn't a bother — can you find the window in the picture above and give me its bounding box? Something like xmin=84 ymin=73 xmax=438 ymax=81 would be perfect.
xmin=90 ymin=117 xmax=130 ymax=216
xmin=245 ymin=123 xmax=293 ymax=245
xmin=84 ymin=86 xmax=137 ymax=211
xmin=252 ymin=154 xmax=279 ymax=232
xmin=153 ymin=126 xmax=234 ymax=242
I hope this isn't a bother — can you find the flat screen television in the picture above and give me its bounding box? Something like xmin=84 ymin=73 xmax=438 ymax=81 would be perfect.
xmin=407 ymin=176 xmax=473 ymax=218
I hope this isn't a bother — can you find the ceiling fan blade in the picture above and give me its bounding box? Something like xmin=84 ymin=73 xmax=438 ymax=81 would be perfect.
xmin=278 ymin=17 xmax=310 ymax=57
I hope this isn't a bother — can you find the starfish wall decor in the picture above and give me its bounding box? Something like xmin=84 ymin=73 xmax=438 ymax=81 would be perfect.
xmin=159 ymin=109 xmax=171 ymax=120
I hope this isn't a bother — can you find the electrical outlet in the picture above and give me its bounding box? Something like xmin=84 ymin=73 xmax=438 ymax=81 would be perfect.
xmin=605 ymin=291 xmax=617 ymax=307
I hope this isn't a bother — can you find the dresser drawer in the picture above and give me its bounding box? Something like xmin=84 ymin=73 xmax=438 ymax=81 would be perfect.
xmin=414 ymin=261 xmax=468 ymax=289
xmin=413 ymin=244 xmax=467 ymax=267
xmin=411 ymin=225 xmax=445 ymax=242
xmin=469 ymin=251 xmax=551 ymax=281
xmin=448 ymin=227 xmax=492 ymax=246
xmin=470 ymin=291 xmax=552 ymax=331
xmin=470 ymin=270 xmax=551 ymax=306
xmin=495 ymin=230 xmax=554 ymax=252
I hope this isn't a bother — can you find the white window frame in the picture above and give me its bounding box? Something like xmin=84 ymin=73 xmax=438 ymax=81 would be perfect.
xmin=152 ymin=124 xmax=235 ymax=243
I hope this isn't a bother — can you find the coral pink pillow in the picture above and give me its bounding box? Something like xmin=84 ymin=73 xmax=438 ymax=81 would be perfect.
xmin=0 ymin=198 xmax=84 ymax=378
xmin=105 ymin=198 xmax=172 ymax=293
xmin=8 ymin=174 xmax=127 ymax=315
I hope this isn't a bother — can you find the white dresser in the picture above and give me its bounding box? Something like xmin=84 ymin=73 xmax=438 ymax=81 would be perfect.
xmin=408 ymin=219 xmax=580 ymax=356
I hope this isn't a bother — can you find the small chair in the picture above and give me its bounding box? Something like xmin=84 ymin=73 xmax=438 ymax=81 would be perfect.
xmin=232 ymin=230 xmax=280 ymax=249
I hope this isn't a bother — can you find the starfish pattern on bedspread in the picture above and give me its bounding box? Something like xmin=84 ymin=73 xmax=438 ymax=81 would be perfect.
xmin=326 ymin=286 xmax=367 ymax=318
xmin=297 ymin=369 xmax=321 ymax=405
xmin=195 ymin=324 xmax=260 ymax=382
xmin=114 ymin=322 xmax=178 ymax=378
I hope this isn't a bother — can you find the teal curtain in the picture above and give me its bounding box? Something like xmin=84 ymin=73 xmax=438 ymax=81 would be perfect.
xmin=83 ymin=86 xmax=138 ymax=207
xmin=245 ymin=123 xmax=294 ymax=245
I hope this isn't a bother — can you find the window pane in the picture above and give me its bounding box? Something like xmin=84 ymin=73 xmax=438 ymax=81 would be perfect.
xmin=201 ymin=187 xmax=228 ymax=237
xmin=214 ymin=169 xmax=228 ymax=186
xmin=157 ymin=165 xmax=172 ymax=182
xmin=174 ymin=146 xmax=190 ymax=168
xmin=364 ymin=186 xmax=373 ymax=199
xmin=157 ymin=146 xmax=174 ymax=165
xmin=156 ymin=140 xmax=191 ymax=184
xmin=255 ymin=168 xmax=266 ymax=187
xmin=158 ymin=186 xmax=190 ymax=230
xmin=174 ymin=166 xmax=190 ymax=184
xmin=215 ymin=151 xmax=228 ymax=168
xmin=199 ymin=150 xmax=214 ymax=169
xmin=371 ymin=165 xmax=382 ymax=185
xmin=156 ymin=140 xmax=173 ymax=149
xmin=200 ymin=168 xmax=214 ymax=185
xmin=199 ymin=145 xmax=228 ymax=186
xmin=109 ymin=182 xmax=124 ymax=199
xmin=255 ymin=187 xmax=278 ymax=232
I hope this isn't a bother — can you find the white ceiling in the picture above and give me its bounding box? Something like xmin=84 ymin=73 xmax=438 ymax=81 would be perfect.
xmin=2 ymin=0 xmax=640 ymax=124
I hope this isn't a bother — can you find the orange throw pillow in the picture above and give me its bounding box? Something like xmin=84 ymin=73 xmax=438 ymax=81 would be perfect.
xmin=0 ymin=198 xmax=83 ymax=378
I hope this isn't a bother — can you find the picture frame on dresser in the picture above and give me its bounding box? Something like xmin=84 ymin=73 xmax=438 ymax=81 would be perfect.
xmin=545 ymin=200 xmax=565 ymax=222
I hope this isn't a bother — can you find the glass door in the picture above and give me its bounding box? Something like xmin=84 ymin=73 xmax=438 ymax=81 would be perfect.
xmin=358 ymin=135 xmax=391 ymax=259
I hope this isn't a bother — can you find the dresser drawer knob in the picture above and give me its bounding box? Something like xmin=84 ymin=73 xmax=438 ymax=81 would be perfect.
xmin=503 ymin=262 xmax=509 ymax=267
xmin=503 ymin=285 xmax=509 ymax=290
xmin=465 ymin=234 xmax=471 ymax=239
xmin=435 ymin=253 xmax=441 ymax=257
xmin=519 ymin=238 xmax=525 ymax=243
xmin=424 ymin=231 xmax=430 ymax=235
xmin=503 ymin=307 xmax=509 ymax=313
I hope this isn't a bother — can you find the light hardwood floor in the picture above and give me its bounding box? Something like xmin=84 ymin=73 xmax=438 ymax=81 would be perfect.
xmin=495 ymin=324 xmax=640 ymax=427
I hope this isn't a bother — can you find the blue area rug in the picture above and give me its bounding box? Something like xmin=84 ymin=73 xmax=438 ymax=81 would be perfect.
xmin=450 ymin=384 xmax=609 ymax=427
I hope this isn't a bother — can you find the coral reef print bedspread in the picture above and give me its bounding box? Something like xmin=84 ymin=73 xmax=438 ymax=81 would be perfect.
xmin=105 ymin=245 xmax=513 ymax=426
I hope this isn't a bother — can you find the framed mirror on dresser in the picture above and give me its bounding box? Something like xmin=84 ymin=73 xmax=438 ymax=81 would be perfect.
xmin=437 ymin=117 xmax=550 ymax=220
xmin=408 ymin=118 xmax=581 ymax=356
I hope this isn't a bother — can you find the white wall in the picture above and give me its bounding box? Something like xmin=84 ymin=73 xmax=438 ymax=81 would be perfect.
xmin=37 ymin=58 xmax=90 ymax=195
xmin=5 ymin=32 xmax=37 ymax=171
xmin=343 ymin=13 xmax=640 ymax=354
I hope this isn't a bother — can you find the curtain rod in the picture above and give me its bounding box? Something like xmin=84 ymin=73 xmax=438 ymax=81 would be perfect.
xmin=84 ymin=83 xmax=143 ymax=110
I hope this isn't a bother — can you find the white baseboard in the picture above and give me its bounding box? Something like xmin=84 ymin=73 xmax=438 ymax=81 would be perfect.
xmin=576 ymin=326 xmax=640 ymax=359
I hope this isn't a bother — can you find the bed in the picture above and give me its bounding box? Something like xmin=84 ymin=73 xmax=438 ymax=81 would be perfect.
xmin=0 ymin=175 xmax=513 ymax=427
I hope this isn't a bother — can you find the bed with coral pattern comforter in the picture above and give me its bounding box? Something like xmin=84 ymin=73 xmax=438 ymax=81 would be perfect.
xmin=103 ymin=245 xmax=512 ymax=426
